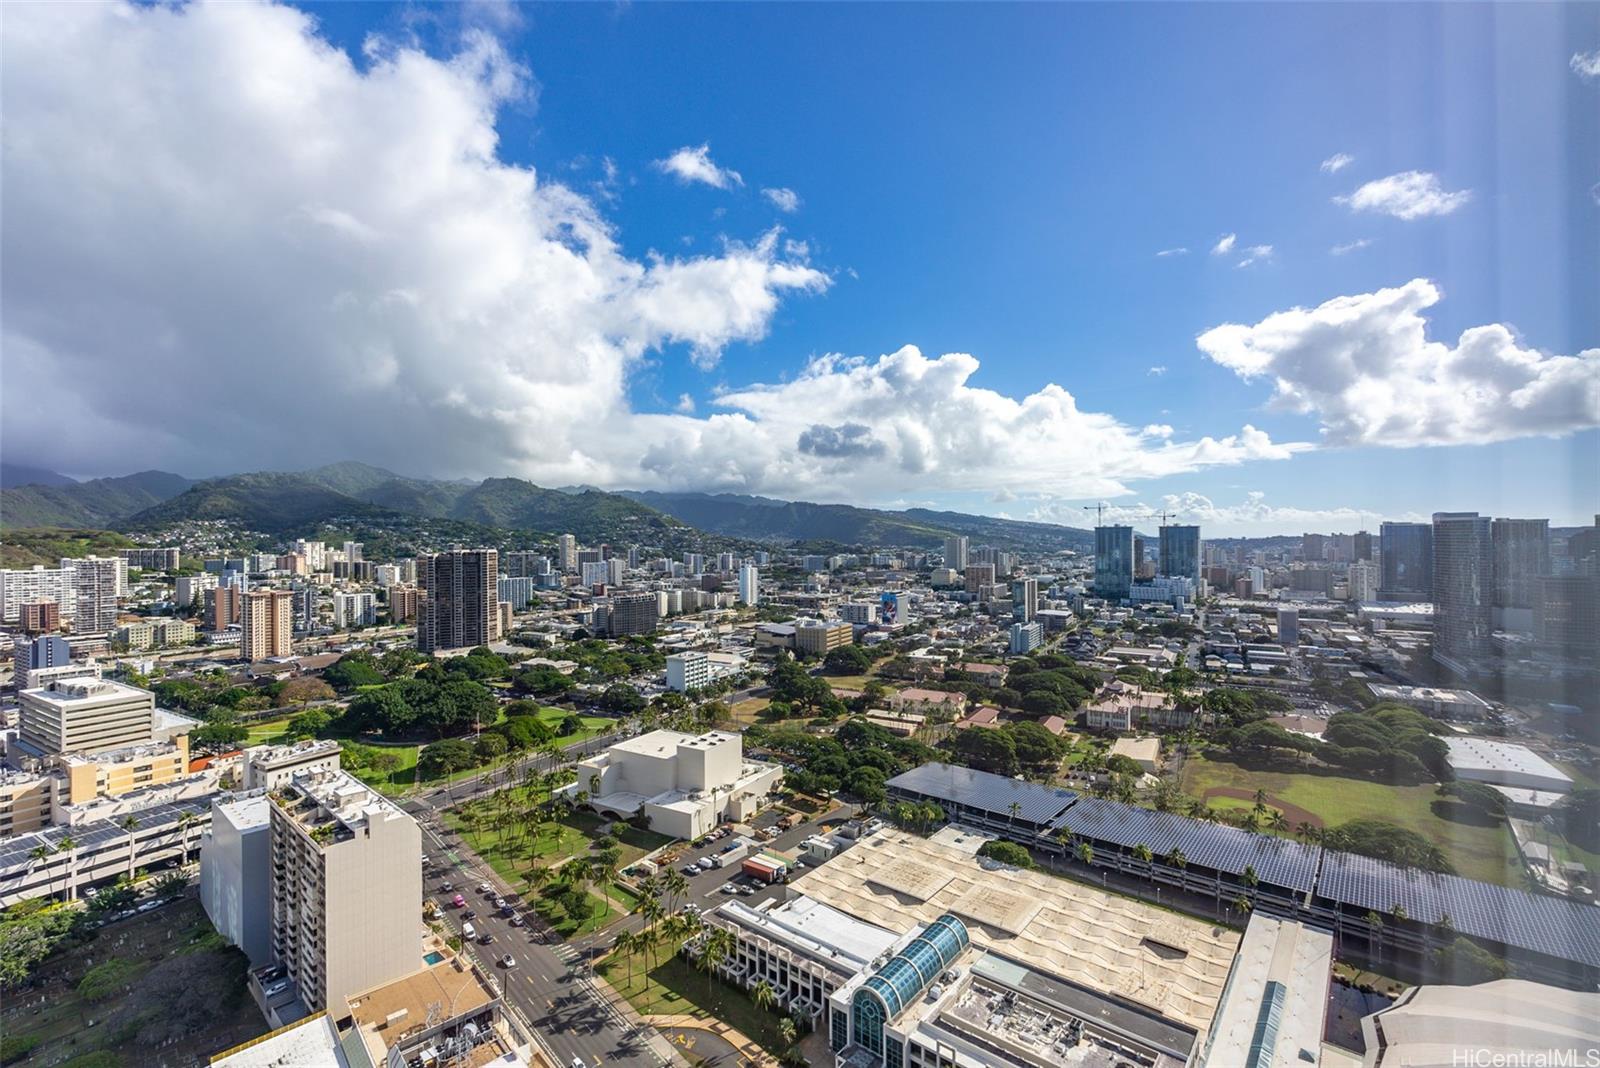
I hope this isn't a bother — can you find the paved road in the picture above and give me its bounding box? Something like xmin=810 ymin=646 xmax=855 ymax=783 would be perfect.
xmin=404 ymin=772 xmax=855 ymax=1068
xmin=407 ymin=807 xmax=672 ymax=1068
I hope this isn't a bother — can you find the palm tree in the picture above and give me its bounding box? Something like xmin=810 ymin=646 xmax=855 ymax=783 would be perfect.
xmin=590 ymin=773 xmax=602 ymax=798
xmin=1267 ymin=809 xmax=1288 ymax=834
xmin=1365 ymin=910 xmax=1385 ymax=965
xmin=752 ymin=978 xmax=777 ymax=1013
xmin=698 ymin=927 xmax=732 ymax=998
xmin=177 ymin=812 xmax=197 ymax=862
xmin=1252 ymin=787 xmax=1269 ymax=815
xmin=1166 ymin=847 xmax=1188 ymax=891
xmin=121 ymin=814 xmax=140 ymax=879
xmin=1294 ymin=821 xmax=1315 ymax=845
xmin=28 ymin=844 xmax=54 ymax=900
xmin=1390 ymin=904 xmax=1408 ymax=925
xmin=777 ymin=1017 xmax=798 ymax=1049
xmin=663 ymin=869 xmax=689 ymax=913
xmin=1132 ymin=843 xmax=1153 ymax=872
xmin=1075 ymin=841 xmax=1094 ymax=867
xmin=1231 ymin=895 xmax=1253 ymax=919
xmin=613 ymin=929 xmax=638 ymax=989
xmin=56 ymin=835 xmax=77 ymax=901
xmin=1006 ymin=801 xmax=1022 ymax=829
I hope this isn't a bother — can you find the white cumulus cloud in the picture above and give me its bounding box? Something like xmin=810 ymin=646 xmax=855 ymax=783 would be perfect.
xmin=1573 ymin=49 xmax=1600 ymax=81
xmin=1320 ymin=152 xmax=1355 ymax=174
xmin=0 ymin=0 xmax=1311 ymax=505
xmin=762 ymin=187 xmax=801 ymax=212
xmin=1336 ymin=171 xmax=1471 ymax=220
xmin=655 ymin=143 xmax=743 ymax=189
xmin=1330 ymin=238 xmax=1372 ymax=255
xmin=1196 ymin=279 xmax=1600 ymax=448
xmin=0 ymin=1 xmax=817 ymax=479
xmin=633 ymin=345 xmax=1306 ymax=501
xmin=1236 ymin=245 xmax=1274 ymax=268
xmin=1211 ymin=233 xmax=1237 ymax=255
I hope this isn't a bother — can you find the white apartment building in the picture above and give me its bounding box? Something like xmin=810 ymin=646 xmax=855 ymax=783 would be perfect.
xmin=268 ymin=769 xmax=422 ymax=1019
xmin=839 ymin=602 xmax=879 ymax=625
xmin=0 ymin=565 xmax=76 ymax=623
xmin=62 ymin=556 xmax=124 ymax=633
xmin=498 ymin=575 xmax=540 ymax=608
xmin=175 ymin=572 xmax=218 ymax=608
xmin=665 ymin=650 xmax=747 ymax=693
xmin=739 ymin=564 xmax=760 ymax=606
xmin=21 ymin=659 xmax=102 ymax=693
xmin=330 ymin=591 xmax=376 ymax=629
xmin=244 ymin=739 xmax=344 ymax=791
xmin=569 ymin=729 xmax=783 ymax=840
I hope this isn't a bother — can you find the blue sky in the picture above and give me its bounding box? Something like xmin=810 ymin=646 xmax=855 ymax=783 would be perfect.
xmin=310 ymin=1 xmax=1600 ymax=528
xmin=4 ymin=1 xmax=1597 ymax=533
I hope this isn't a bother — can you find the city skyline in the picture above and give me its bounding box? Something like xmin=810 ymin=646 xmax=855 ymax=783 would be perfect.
xmin=2 ymin=2 xmax=1595 ymax=536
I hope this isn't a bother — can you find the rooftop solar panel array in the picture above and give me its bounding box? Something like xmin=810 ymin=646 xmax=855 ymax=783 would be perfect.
xmin=886 ymin=762 xmax=1078 ymax=826
xmin=887 ymin=761 xmax=1600 ymax=973
xmin=0 ymin=796 xmax=212 ymax=873
xmin=1055 ymin=797 xmax=1321 ymax=892
xmin=1316 ymin=851 xmax=1600 ymax=969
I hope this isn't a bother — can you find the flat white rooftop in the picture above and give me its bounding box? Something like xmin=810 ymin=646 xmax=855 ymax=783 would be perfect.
xmin=1444 ymin=738 xmax=1573 ymax=786
xmin=716 ymin=895 xmax=900 ymax=975
xmin=1199 ymin=915 xmax=1332 ymax=1068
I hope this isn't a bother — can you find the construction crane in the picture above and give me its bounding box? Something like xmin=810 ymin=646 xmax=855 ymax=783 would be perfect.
xmin=1082 ymin=503 xmax=1109 ymax=526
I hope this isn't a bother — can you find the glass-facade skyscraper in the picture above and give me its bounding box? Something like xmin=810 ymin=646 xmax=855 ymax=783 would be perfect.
xmin=1432 ymin=512 xmax=1493 ymax=677
xmin=1379 ymin=522 xmax=1433 ymax=601
xmin=1158 ymin=525 xmax=1202 ymax=583
xmin=1094 ymin=525 xmax=1134 ymax=600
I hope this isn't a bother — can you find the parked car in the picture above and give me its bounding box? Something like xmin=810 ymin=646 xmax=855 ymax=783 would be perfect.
xmin=509 ymin=915 xmax=525 ymax=928
xmin=494 ymin=896 xmax=507 ymax=909
xmin=451 ymin=894 xmax=467 ymax=908
xmin=478 ymin=882 xmax=492 ymax=893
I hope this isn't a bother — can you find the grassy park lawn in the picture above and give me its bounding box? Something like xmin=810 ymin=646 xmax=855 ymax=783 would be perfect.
xmin=1181 ymin=753 xmax=1522 ymax=886
xmin=443 ymin=785 xmax=673 ymax=895
xmin=243 ymin=715 xmax=296 ymax=745
xmin=344 ymin=707 xmax=614 ymax=796
xmin=599 ymin=941 xmax=793 ymax=1056
xmin=533 ymin=890 xmax=619 ymax=937
xmin=725 ymin=698 xmax=770 ymax=726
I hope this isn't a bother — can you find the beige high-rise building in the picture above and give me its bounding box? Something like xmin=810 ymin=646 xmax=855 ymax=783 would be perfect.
xmin=268 ymin=769 xmax=422 ymax=1016
xmin=387 ymin=583 xmax=419 ymax=623
xmin=241 ymin=589 xmax=295 ymax=661
xmin=19 ymin=677 xmax=155 ymax=756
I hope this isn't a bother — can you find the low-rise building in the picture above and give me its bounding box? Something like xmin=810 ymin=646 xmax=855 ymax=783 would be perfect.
xmin=1367 ymin=683 xmax=1491 ymax=721
xmin=569 ymin=729 xmax=782 ymax=840
xmin=796 ymin=619 xmax=853 ymax=656
xmin=1444 ymin=737 xmax=1573 ymax=796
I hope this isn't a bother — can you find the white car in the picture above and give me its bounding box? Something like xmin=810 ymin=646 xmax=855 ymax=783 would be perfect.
xmin=478 ymin=882 xmax=493 ymax=894
xmin=501 ymin=954 xmax=517 ymax=968
xmin=572 ymin=1059 xmax=586 ymax=1068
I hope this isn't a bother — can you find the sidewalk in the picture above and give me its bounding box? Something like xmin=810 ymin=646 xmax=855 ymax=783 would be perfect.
xmin=644 ymin=1013 xmax=781 ymax=1068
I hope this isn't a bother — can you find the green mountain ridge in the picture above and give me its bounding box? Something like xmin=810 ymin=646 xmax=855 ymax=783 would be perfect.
xmin=5 ymin=460 xmax=1089 ymax=552
xmin=619 ymin=491 xmax=1092 ymax=551
xmin=1 ymin=471 xmax=195 ymax=528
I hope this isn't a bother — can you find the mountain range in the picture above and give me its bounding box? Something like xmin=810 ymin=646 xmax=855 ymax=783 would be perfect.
xmin=0 ymin=460 xmax=1092 ymax=550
